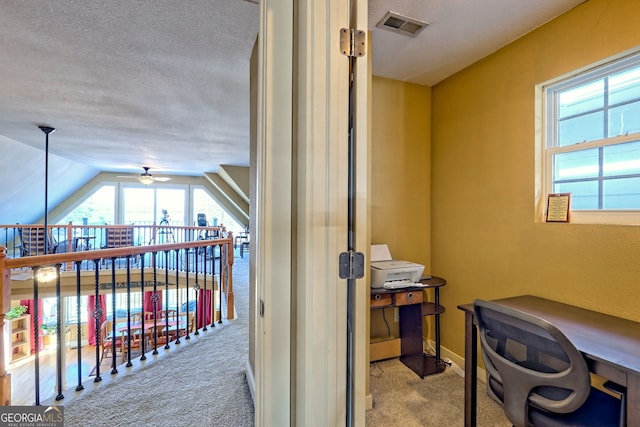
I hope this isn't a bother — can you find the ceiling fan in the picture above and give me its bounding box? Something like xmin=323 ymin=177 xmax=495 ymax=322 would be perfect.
xmin=118 ymin=167 xmax=172 ymax=185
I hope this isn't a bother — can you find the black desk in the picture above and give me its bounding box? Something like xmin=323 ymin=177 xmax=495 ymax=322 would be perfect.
xmin=73 ymin=235 xmax=95 ymax=251
xmin=371 ymin=276 xmax=447 ymax=378
xmin=458 ymin=295 xmax=640 ymax=427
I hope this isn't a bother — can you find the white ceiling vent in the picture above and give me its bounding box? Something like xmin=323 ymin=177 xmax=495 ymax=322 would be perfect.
xmin=375 ymin=11 xmax=428 ymax=37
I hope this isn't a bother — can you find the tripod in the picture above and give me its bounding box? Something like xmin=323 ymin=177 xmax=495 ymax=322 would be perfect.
xmin=157 ymin=210 xmax=175 ymax=243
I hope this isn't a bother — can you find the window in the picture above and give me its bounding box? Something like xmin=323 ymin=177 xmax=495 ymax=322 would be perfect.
xmin=58 ymin=185 xmax=116 ymax=225
xmin=541 ymin=50 xmax=640 ymax=224
xmin=61 ymin=291 xmax=175 ymax=325
xmin=53 ymin=180 xmax=244 ymax=232
xmin=193 ymin=187 xmax=244 ymax=235
xmin=123 ymin=186 xmax=186 ymax=225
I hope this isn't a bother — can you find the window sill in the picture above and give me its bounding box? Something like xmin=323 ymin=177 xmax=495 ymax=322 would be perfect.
xmin=553 ymin=210 xmax=640 ymax=226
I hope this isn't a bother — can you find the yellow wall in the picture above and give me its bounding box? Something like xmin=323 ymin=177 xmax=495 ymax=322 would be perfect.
xmin=370 ymin=77 xmax=432 ymax=345
xmin=371 ymin=77 xmax=431 ymax=268
xmin=431 ymin=0 xmax=640 ymax=359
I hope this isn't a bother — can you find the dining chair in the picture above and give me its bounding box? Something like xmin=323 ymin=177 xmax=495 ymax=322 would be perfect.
xmin=124 ymin=328 xmax=145 ymax=360
xmin=473 ymin=299 xmax=625 ymax=427
xmin=178 ymin=312 xmax=196 ymax=337
xmin=144 ymin=311 xmax=160 ymax=320
xmin=130 ymin=312 xmax=143 ymax=324
xmin=99 ymin=320 xmax=125 ymax=364
xmin=161 ymin=309 xmax=177 ymax=320
xmin=113 ymin=313 xmax=146 ymax=360
xmin=155 ymin=309 xmax=178 ymax=346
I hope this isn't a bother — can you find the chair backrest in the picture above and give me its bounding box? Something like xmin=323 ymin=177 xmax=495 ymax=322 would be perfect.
xmin=160 ymin=309 xmax=177 ymax=320
xmin=474 ymin=299 xmax=591 ymax=427
xmin=18 ymin=227 xmax=57 ymax=256
xmin=187 ymin=312 xmax=196 ymax=332
xmin=99 ymin=320 xmax=114 ymax=345
xmin=103 ymin=226 xmax=134 ymax=249
xmin=145 ymin=310 xmax=176 ymax=320
xmin=130 ymin=312 xmax=143 ymax=324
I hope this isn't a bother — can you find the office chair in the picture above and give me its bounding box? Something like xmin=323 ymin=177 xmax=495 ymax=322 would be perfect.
xmin=197 ymin=213 xmax=207 ymax=227
xmin=197 ymin=213 xmax=211 ymax=239
xmin=474 ymin=299 xmax=625 ymax=427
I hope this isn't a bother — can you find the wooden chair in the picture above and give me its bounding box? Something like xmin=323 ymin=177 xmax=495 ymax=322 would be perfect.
xmin=130 ymin=312 xmax=143 ymax=324
xmin=99 ymin=319 xmax=125 ymax=365
xmin=155 ymin=309 xmax=178 ymax=346
xmin=122 ymin=312 xmax=146 ymax=360
xmin=144 ymin=309 xmax=176 ymax=320
xmin=17 ymin=227 xmax=58 ymax=257
xmin=144 ymin=311 xmax=159 ymax=321
xmin=101 ymin=225 xmax=137 ymax=265
xmin=178 ymin=312 xmax=196 ymax=337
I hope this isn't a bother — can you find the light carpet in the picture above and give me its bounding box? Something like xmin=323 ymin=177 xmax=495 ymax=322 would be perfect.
xmin=366 ymin=358 xmax=510 ymax=426
xmin=54 ymin=253 xmax=509 ymax=426
xmin=53 ymin=255 xmax=254 ymax=427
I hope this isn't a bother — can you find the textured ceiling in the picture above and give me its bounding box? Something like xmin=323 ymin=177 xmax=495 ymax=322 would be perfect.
xmin=0 ymin=0 xmax=587 ymax=175
xmin=0 ymin=0 xmax=586 ymax=225
xmin=0 ymin=0 xmax=260 ymax=176
xmin=368 ymin=0 xmax=586 ymax=85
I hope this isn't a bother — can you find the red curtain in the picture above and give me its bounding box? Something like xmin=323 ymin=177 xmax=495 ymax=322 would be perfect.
xmin=19 ymin=299 xmax=44 ymax=353
xmin=143 ymin=290 xmax=163 ymax=318
xmin=142 ymin=290 xmax=162 ymax=319
xmin=87 ymin=295 xmax=106 ymax=345
xmin=196 ymin=289 xmax=212 ymax=328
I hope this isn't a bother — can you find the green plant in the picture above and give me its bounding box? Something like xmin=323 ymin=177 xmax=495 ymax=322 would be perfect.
xmin=6 ymin=305 xmax=27 ymax=319
xmin=41 ymin=324 xmax=57 ymax=335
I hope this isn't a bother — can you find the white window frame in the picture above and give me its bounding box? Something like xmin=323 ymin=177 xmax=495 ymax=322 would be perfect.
xmin=537 ymin=48 xmax=640 ymax=225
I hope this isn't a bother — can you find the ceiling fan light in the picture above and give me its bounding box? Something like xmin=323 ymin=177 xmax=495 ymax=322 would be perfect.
xmin=139 ymin=175 xmax=154 ymax=185
xmin=36 ymin=266 xmax=57 ymax=283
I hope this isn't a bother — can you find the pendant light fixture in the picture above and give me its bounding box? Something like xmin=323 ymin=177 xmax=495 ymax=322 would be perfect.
xmin=37 ymin=125 xmax=57 ymax=282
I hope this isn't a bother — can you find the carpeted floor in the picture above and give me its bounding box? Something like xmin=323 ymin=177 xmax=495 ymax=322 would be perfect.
xmin=366 ymin=358 xmax=510 ymax=426
xmin=55 ymin=255 xmax=254 ymax=427
xmin=54 ymin=253 xmax=509 ymax=426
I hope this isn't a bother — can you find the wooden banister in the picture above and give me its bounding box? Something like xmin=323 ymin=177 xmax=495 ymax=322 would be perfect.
xmin=0 ymin=247 xmax=12 ymax=406
xmin=0 ymin=223 xmax=237 ymax=405
xmin=225 ymin=232 xmax=235 ymax=320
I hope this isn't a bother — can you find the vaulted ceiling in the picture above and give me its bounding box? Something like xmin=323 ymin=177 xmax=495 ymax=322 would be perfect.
xmin=0 ymin=0 xmax=586 ymax=225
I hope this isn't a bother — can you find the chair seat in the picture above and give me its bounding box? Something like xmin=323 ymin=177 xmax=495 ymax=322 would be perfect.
xmin=529 ymin=387 xmax=621 ymax=427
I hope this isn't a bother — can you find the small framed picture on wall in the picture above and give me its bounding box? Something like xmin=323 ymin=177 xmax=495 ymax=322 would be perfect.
xmin=546 ymin=193 xmax=571 ymax=222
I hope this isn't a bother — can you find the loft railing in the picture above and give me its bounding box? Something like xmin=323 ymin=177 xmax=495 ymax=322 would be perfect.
xmin=1 ymin=222 xmax=223 ymax=259
xmin=0 ymin=223 xmax=235 ymax=406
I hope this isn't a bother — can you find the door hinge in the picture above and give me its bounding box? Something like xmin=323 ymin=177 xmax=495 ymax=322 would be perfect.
xmin=339 ymin=251 xmax=365 ymax=280
xmin=340 ymin=28 xmax=366 ymax=58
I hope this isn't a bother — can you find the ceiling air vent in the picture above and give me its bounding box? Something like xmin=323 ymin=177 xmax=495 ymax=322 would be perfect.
xmin=375 ymin=11 xmax=428 ymax=37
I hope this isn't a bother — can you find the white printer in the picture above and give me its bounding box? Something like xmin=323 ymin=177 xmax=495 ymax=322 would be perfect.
xmin=370 ymin=244 xmax=425 ymax=289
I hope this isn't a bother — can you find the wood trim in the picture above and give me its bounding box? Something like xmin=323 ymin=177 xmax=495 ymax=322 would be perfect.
xmin=255 ymin=0 xmax=368 ymax=424
xmin=255 ymin=0 xmax=294 ymax=425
